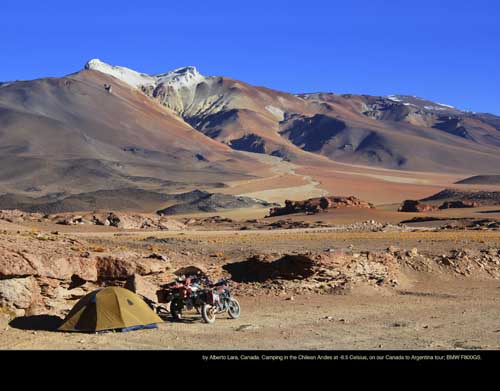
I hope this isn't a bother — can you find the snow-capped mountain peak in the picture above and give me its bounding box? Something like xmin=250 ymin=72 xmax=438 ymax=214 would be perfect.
xmin=84 ymin=59 xmax=206 ymax=91
xmin=155 ymin=66 xmax=205 ymax=89
xmin=84 ymin=59 xmax=155 ymax=88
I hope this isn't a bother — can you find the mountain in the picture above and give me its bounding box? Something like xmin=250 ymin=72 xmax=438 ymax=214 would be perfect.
xmin=290 ymin=93 xmax=500 ymax=171
xmin=1 ymin=58 xmax=500 ymax=211
xmin=0 ymin=65 xmax=265 ymax=198
xmin=84 ymin=59 xmax=500 ymax=172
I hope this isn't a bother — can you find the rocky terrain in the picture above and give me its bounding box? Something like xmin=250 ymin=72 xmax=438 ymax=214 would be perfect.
xmin=2 ymin=222 xmax=500 ymax=320
xmin=267 ymin=195 xmax=374 ymax=217
xmin=0 ymin=209 xmax=186 ymax=230
xmin=156 ymin=190 xmax=275 ymax=215
xmin=0 ymin=231 xmax=175 ymax=317
xmin=1 ymin=214 xmax=500 ymax=349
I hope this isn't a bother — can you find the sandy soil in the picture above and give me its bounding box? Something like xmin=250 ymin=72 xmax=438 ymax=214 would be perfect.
xmin=227 ymin=154 xmax=327 ymax=202
xmin=2 ymin=275 xmax=499 ymax=350
xmin=296 ymin=164 xmax=464 ymax=205
xmin=219 ymin=151 xmax=484 ymax=207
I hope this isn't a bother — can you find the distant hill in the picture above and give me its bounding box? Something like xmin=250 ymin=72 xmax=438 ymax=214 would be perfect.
xmin=455 ymin=175 xmax=500 ymax=185
xmin=156 ymin=190 xmax=275 ymax=215
xmin=421 ymin=189 xmax=500 ymax=205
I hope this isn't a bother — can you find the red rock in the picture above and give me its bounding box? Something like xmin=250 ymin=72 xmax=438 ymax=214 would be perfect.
xmin=398 ymin=200 xmax=438 ymax=212
xmin=268 ymin=195 xmax=374 ymax=217
xmin=438 ymin=200 xmax=478 ymax=209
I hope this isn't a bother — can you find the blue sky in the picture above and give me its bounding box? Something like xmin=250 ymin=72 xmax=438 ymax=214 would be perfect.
xmin=1 ymin=0 xmax=499 ymax=114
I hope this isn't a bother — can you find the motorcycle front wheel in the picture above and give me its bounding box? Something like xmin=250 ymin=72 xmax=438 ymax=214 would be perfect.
xmin=227 ymin=298 xmax=241 ymax=319
xmin=201 ymin=304 xmax=216 ymax=324
xmin=170 ymin=298 xmax=184 ymax=320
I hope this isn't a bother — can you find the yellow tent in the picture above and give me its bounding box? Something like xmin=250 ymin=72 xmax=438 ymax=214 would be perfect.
xmin=59 ymin=286 xmax=163 ymax=332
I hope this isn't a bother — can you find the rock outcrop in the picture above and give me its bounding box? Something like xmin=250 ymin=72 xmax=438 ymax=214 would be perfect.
xmin=0 ymin=209 xmax=186 ymax=231
xmin=399 ymin=199 xmax=480 ymax=212
xmin=0 ymin=210 xmax=45 ymax=224
xmin=267 ymin=196 xmax=374 ymax=217
xmin=96 ymin=255 xmax=169 ymax=280
xmin=223 ymin=250 xmax=401 ymax=296
xmin=398 ymin=200 xmax=438 ymax=212
xmin=0 ymin=276 xmax=44 ymax=316
xmin=438 ymin=200 xmax=478 ymax=209
xmin=54 ymin=212 xmax=186 ymax=230
xmin=223 ymin=245 xmax=500 ymax=296
xmin=0 ymin=233 xmax=171 ymax=317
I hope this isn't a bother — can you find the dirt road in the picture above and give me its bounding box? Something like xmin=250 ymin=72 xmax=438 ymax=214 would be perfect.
xmin=235 ymin=153 xmax=328 ymax=202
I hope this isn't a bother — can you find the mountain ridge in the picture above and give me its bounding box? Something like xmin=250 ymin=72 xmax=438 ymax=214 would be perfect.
xmin=0 ymin=59 xmax=499 ymax=211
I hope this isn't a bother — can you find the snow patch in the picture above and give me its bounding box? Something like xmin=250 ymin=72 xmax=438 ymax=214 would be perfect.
xmin=387 ymin=95 xmax=402 ymax=103
xmin=436 ymin=102 xmax=456 ymax=109
xmin=155 ymin=66 xmax=205 ymax=90
xmin=424 ymin=105 xmax=447 ymax=111
xmin=85 ymin=59 xmax=155 ymax=88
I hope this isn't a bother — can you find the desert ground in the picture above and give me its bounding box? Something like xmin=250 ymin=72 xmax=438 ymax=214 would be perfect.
xmin=1 ymin=152 xmax=500 ymax=351
xmin=3 ymin=278 xmax=500 ymax=350
xmin=1 ymin=204 xmax=500 ymax=350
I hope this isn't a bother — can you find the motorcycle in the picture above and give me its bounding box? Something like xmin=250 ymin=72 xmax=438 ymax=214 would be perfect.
xmin=156 ymin=275 xmax=206 ymax=321
xmin=155 ymin=276 xmax=241 ymax=324
xmin=199 ymin=278 xmax=241 ymax=324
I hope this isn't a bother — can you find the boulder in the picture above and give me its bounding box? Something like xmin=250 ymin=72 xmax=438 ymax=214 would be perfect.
xmin=158 ymin=217 xmax=186 ymax=231
xmin=398 ymin=200 xmax=438 ymax=212
xmin=106 ymin=212 xmax=122 ymax=228
xmin=90 ymin=213 xmax=110 ymax=226
xmin=96 ymin=256 xmax=169 ymax=280
xmin=19 ymin=253 xmax=98 ymax=281
xmin=96 ymin=256 xmax=137 ymax=279
xmin=0 ymin=248 xmax=37 ymax=278
xmin=37 ymin=277 xmax=64 ymax=299
xmin=56 ymin=215 xmax=86 ymax=225
xmin=124 ymin=274 xmax=159 ymax=303
xmin=439 ymin=200 xmax=479 ymax=209
xmin=146 ymin=253 xmax=169 ymax=262
xmin=135 ymin=258 xmax=170 ymax=275
xmin=0 ymin=276 xmax=43 ymax=313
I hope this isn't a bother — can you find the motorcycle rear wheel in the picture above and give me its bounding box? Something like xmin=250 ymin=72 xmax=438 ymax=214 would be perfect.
xmin=227 ymin=298 xmax=241 ymax=319
xmin=201 ymin=304 xmax=216 ymax=324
